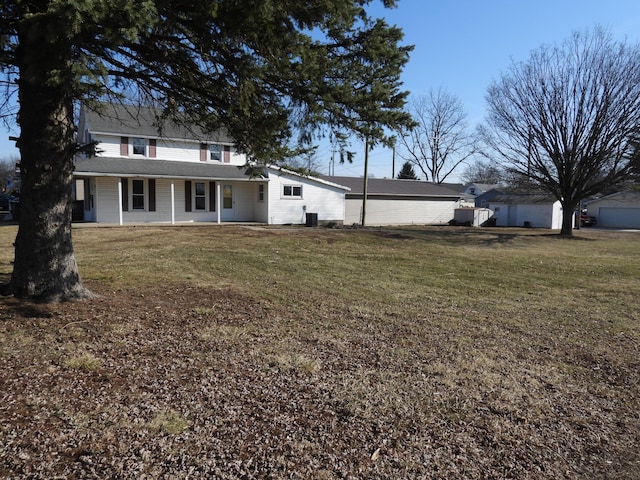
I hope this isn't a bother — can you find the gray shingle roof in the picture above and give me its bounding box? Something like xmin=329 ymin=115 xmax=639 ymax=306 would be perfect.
xmin=74 ymin=156 xmax=257 ymax=180
xmin=81 ymin=102 xmax=233 ymax=144
xmin=490 ymin=194 xmax=557 ymax=204
xmin=320 ymin=176 xmax=462 ymax=198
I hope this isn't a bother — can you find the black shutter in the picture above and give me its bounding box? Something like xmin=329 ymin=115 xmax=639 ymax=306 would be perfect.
xmin=122 ymin=178 xmax=129 ymax=211
xmin=185 ymin=180 xmax=192 ymax=212
xmin=148 ymin=179 xmax=156 ymax=212
xmin=209 ymin=181 xmax=216 ymax=211
xmin=83 ymin=178 xmax=91 ymax=210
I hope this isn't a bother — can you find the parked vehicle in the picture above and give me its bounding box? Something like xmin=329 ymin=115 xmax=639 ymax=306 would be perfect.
xmin=580 ymin=214 xmax=597 ymax=227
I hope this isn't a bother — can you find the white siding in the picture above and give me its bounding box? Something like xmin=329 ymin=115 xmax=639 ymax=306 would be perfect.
xmin=93 ymin=133 xmax=247 ymax=165
xmin=85 ymin=158 xmax=344 ymax=225
xmin=489 ymin=202 xmax=564 ymax=229
xmin=156 ymin=139 xmax=200 ymax=162
xmin=94 ymin=177 xmax=121 ymax=223
xmin=345 ymin=197 xmax=456 ymax=226
xmin=267 ymin=171 xmax=345 ymax=224
xmin=93 ymin=135 xmax=121 ymax=157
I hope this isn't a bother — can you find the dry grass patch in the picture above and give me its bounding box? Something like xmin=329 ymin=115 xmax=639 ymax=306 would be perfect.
xmin=63 ymin=352 xmax=101 ymax=371
xmin=145 ymin=410 xmax=191 ymax=435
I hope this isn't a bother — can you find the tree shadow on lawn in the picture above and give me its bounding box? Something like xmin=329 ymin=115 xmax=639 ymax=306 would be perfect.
xmin=371 ymin=225 xmax=596 ymax=247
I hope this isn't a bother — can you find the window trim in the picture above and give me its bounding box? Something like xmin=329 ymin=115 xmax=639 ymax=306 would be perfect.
xmin=282 ymin=184 xmax=303 ymax=199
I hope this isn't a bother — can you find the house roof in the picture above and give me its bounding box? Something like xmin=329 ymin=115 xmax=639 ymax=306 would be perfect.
xmin=74 ymin=157 xmax=352 ymax=191
xmin=74 ymin=156 xmax=257 ymax=180
xmin=586 ymin=190 xmax=640 ymax=205
xmin=81 ymin=102 xmax=234 ymax=144
xmin=469 ymin=183 xmax=501 ymax=191
xmin=320 ymin=176 xmax=461 ymax=198
xmin=490 ymin=193 xmax=558 ymax=204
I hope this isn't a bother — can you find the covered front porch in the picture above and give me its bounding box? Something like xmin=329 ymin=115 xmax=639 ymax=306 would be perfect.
xmin=73 ymin=157 xmax=268 ymax=225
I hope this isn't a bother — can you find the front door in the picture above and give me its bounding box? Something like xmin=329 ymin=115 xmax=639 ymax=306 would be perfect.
xmin=221 ymin=184 xmax=234 ymax=220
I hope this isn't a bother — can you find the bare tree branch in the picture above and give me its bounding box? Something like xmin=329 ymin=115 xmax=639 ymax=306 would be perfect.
xmin=398 ymin=89 xmax=476 ymax=183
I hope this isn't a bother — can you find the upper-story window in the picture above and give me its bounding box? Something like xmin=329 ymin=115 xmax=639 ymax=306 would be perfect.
xmin=209 ymin=144 xmax=222 ymax=161
xmin=132 ymin=137 xmax=146 ymax=156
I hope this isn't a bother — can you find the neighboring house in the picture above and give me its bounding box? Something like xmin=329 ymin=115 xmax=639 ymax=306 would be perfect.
xmin=321 ymin=176 xmax=462 ymax=225
xmin=73 ymin=103 xmax=349 ymax=225
xmin=442 ymin=183 xmax=475 ymax=207
xmin=464 ymin=183 xmax=501 ymax=197
xmin=474 ymin=187 xmax=507 ymax=208
xmin=487 ymin=194 xmax=568 ymax=229
xmin=586 ymin=191 xmax=640 ymax=228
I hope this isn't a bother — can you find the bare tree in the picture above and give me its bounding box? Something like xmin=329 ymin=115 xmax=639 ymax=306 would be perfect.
xmin=460 ymin=158 xmax=503 ymax=184
xmin=398 ymin=89 xmax=476 ymax=183
xmin=484 ymin=27 xmax=640 ymax=236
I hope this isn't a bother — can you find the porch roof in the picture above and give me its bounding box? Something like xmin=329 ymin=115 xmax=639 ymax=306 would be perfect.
xmin=74 ymin=157 xmax=264 ymax=181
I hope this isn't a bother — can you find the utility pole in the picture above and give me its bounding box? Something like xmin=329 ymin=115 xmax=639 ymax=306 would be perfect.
xmin=361 ymin=137 xmax=369 ymax=226
xmin=391 ymin=144 xmax=396 ymax=179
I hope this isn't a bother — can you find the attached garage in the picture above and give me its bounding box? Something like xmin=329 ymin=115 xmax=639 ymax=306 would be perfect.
xmin=586 ymin=191 xmax=640 ymax=229
xmin=322 ymin=176 xmax=462 ymax=226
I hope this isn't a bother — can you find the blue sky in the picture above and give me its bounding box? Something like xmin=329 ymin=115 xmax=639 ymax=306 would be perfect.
xmin=2 ymin=0 xmax=640 ymax=181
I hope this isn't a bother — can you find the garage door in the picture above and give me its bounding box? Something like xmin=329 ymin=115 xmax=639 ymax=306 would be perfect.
xmin=598 ymin=207 xmax=640 ymax=228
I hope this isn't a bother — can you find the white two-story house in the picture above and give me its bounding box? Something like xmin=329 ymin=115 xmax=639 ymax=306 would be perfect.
xmin=73 ymin=102 xmax=349 ymax=225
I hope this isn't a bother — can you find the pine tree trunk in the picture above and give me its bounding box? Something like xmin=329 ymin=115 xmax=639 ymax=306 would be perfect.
xmin=7 ymin=14 xmax=91 ymax=302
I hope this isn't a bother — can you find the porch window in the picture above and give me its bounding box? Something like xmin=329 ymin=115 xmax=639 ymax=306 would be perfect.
xmin=132 ymin=137 xmax=146 ymax=156
xmin=132 ymin=179 xmax=145 ymax=209
xmin=195 ymin=182 xmax=206 ymax=210
xmin=283 ymin=184 xmax=302 ymax=198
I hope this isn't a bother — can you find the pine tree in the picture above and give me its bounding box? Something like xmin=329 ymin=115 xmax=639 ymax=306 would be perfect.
xmin=0 ymin=0 xmax=413 ymax=301
xmin=397 ymin=161 xmax=419 ymax=180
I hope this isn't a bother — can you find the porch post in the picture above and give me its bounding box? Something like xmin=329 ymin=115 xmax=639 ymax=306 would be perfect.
xmin=216 ymin=182 xmax=221 ymax=224
xmin=117 ymin=177 xmax=123 ymax=226
xmin=170 ymin=180 xmax=175 ymax=225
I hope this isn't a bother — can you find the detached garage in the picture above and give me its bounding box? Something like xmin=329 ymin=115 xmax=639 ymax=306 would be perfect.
xmin=586 ymin=191 xmax=640 ymax=228
xmin=487 ymin=194 xmax=566 ymax=229
xmin=321 ymin=176 xmax=462 ymax=226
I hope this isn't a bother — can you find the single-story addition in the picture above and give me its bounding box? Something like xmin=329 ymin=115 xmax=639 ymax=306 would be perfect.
xmin=72 ymin=102 xmax=349 ymax=225
xmin=321 ymin=176 xmax=463 ymax=226
xmin=487 ymin=194 xmax=569 ymax=229
xmin=586 ymin=191 xmax=640 ymax=228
